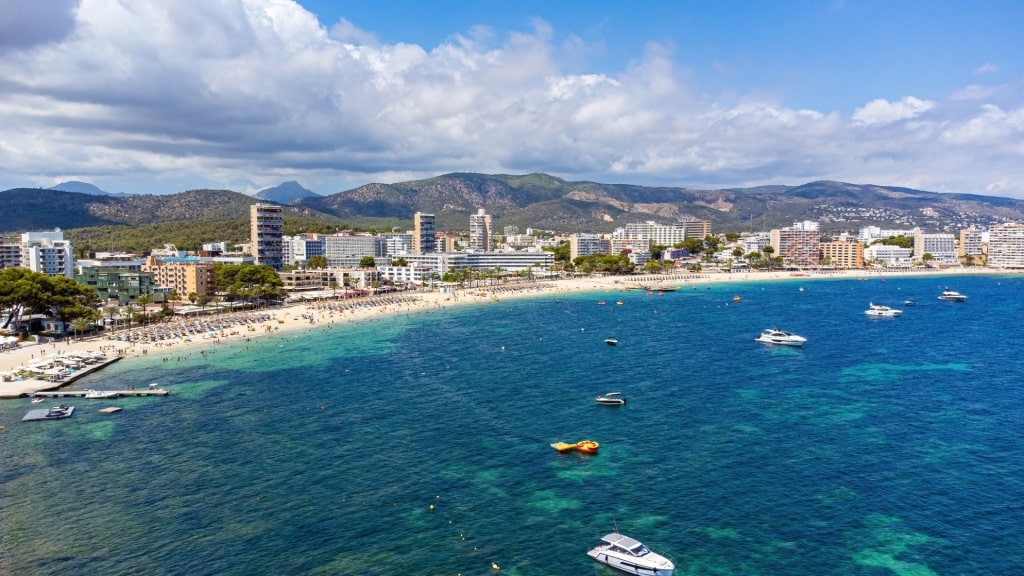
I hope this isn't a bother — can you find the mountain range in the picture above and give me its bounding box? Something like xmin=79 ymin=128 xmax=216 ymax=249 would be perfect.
xmin=4 ymin=174 xmax=1024 ymax=239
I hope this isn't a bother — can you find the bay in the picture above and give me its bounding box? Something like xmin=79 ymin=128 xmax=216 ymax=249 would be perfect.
xmin=1 ymin=274 xmax=1022 ymax=575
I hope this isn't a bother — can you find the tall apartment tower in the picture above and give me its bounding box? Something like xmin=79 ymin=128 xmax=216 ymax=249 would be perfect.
xmin=250 ymin=203 xmax=284 ymax=271
xmin=413 ymin=212 xmax=436 ymax=254
xmin=469 ymin=208 xmax=492 ymax=252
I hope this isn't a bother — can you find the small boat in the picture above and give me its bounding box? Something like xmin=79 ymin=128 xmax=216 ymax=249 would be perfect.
xmin=864 ymin=303 xmax=902 ymax=317
xmin=46 ymin=405 xmax=74 ymax=419
xmin=587 ymin=532 xmax=674 ymax=576
xmin=604 ymin=338 xmax=618 ymax=346
xmin=597 ymin=301 xmax=606 ymax=306
xmin=83 ymin=389 xmax=119 ymax=399
xmin=550 ymin=442 xmax=577 ymax=453
xmin=732 ymin=295 xmax=741 ymax=302
xmin=755 ymin=329 xmax=807 ymax=347
xmin=576 ymin=440 xmax=599 ymax=454
xmin=938 ymin=289 xmax=967 ymax=302
xmin=596 ymin=392 xmax=626 ymax=405
xmin=903 ymin=299 xmax=916 ymax=306
xmin=31 ymin=396 xmax=44 ymax=403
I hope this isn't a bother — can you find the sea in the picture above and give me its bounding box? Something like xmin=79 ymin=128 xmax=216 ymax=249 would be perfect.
xmin=1 ymin=273 xmax=1022 ymax=576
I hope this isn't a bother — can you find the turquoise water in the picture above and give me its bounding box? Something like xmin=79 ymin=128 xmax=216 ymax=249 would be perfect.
xmin=2 ymin=274 xmax=1022 ymax=575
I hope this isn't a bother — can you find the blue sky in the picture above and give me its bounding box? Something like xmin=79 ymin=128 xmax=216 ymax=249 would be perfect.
xmin=0 ymin=0 xmax=1021 ymax=198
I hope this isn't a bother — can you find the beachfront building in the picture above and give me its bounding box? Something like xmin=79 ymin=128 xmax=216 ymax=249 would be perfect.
xmin=863 ymin=244 xmax=913 ymax=268
xmin=283 ymin=234 xmax=326 ymax=267
xmin=279 ymin=267 xmax=381 ymax=292
xmin=76 ymin=252 xmax=147 ymax=271
xmin=435 ymin=232 xmax=460 ymax=253
xmin=986 ymin=223 xmax=1024 ymax=268
xmin=768 ymin=224 xmax=821 ymax=266
xmin=610 ymin=237 xmax=651 ymax=257
xmin=913 ymin=228 xmax=959 ymax=266
xmin=250 ymin=203 xmax=284 ymax=271
xmin=379 ymin=232 xmax=413 ymax=256
xmin=413 ymin=212 xmax=437 ymax=254
xmin=377 ymin=264 xmax=438 ymax=286
xmin=21 ymin=229 xmax=74 ymax=277
xmin=469 ymin=208 xmax=493 ymax=252
xmin=820 ymin=238 xmax=864 ymax=269
xmin=959 ymin=227 xmax=986 ymax=264
xmin=613 ymin=220 xmax=711 ymax=246
xmin=465 ymin=250 xmax=554 ymax=273
xmin=858 ymin=226 xmax=916 ymax=244
xmin=0 ymin=242 xmax=22 ymax=269
xmin=323 ymin=234 xmax=386 ymax=268
xmin=75 ymin=267 xmax=162 ymax=305
xmin=143 ymin=256 xmax=215 ymax=303
xmin=569 ymin=234 xmax=611 ymax=260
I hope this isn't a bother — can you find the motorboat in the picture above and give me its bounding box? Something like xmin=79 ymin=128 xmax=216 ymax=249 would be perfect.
xmin=31 ymin=396 xmax=44 ymax=403
xmin=864 ymin=303 xmax=902 ymax=317
xmin=83 ymin=389 xmax=119 ymax=399
xmin=596 ymin=392 xmax=626 ymax=406
xmin=755 ymin=329 xmax=806 ymax=347
xmin=938 ymin=289 xmax=967 ymax=302
xmin=587 ymin=532 xmax=674 ymax=576
xmin=604 ymin=338 xmax=618 ymax=346
xmin=46 ymin=405 xmax=74 ymax=419
xmin=576 ymin=440 xmax=599 ymax=454
xmin=903 ymin=299 xmax=916 ymax=306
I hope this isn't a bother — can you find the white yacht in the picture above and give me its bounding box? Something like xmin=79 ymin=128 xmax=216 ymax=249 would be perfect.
xmin=587 ymin=532 xmax=674 ymax=576
xmin=864 ymin=303 xmax=902 ymax=317
xmin=755 ymin=329 xmax=806 ymax=347
xmin=83 ymin=389 xmax=119 ymax=399
xmin=938 ymin=289 xmax=967 ymax=302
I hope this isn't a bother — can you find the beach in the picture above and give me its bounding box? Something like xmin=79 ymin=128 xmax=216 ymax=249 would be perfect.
xmin=0 ymin=266 xmax=1006 ymax=398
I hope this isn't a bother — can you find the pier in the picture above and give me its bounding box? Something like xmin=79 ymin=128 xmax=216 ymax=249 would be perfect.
xmin=33 ymin=388 xmax=170 ymax=398
xmin=1 ymin=354 xmax=125 ymax=399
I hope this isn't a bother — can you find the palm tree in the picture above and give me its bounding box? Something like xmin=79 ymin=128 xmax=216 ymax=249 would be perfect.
xmin=71 ymin=316 xmax=92 ymax=340
xmin=136 ymin=294 xmax=150 ymax=327
xmin=104 ymin=305 xmax=119 ymax=332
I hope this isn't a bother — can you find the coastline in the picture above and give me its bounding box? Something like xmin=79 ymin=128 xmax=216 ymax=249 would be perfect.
xmin=0 ymin=266 xmax=1010 ymax=398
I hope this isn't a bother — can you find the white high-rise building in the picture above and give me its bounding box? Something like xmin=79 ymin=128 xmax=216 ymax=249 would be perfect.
xmin=21 ymin=229 xmax=74 ymax=277
xmin=987 ymin=223 xmax=1024 ymax=268
xmin=469 ymin=208 xmax=492 ymax=251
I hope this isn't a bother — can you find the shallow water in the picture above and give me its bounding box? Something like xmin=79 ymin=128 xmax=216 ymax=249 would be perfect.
xmin=1 ymin=274 xmax=1021 ymax=575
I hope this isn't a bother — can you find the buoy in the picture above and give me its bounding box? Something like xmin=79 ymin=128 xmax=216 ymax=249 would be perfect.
xmin=429 ymin=504 xmax=435 ymax=511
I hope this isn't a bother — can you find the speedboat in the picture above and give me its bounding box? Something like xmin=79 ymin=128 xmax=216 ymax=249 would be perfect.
xmin=46 ymin=405 xmax=75 ymax=419
xmin=587 ymin=532 xmax=674 ymax=576
xmin=83 ymin=389 xmax=119 ymax=399
xmin=938 ymin=289 xmax=967 ymax=302
xmin=596 ymin=392 xmax=626 ymax=405
xmin=755 ymin=329 xmax=806 ymax=347
xmin=604 ymin=338 xmax=618 ymax=346
xmin=903 ymin=299 xmax=915 ymax=306
xmin=864 ymin=303 xmax=902 ymax=317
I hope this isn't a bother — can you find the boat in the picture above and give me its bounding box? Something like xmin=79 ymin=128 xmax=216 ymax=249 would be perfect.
xmin=604 ymin=338 xmax=618 ymax=346
xmin=596 ymin=392 xmax=626 ymax=405
xmin=938 ymin=289 xmax=967 ymax=302
xmin=550 ymin=442 xmax=577 ymax=453
xmin=587 ymin=532 xmax=674 ymax=576
xmin=903 ymin=299 xmax=916 ymax=306
xmin=864 ymin=303 xmax=902 ymax=317
xmin=83 ymin=389 xmax=119 ymax=399
xmin=576 ymin=439 xmax=599 ymax=454
xmin=755 ymin=329 xmax=807 ymax=347
xmin=31 ymin=396 xmax=44 ymax=403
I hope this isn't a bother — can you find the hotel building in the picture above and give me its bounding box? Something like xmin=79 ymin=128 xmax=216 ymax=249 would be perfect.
xmin=987 ymin=223 xmax=1024 ymax=268
xmin=250 ymin=203 xmax=284 ymax=271
xmin=469 ymin=208 xmax=492 ymax=251
xmin=21 ymin=229 xmax=74 ymax=277
xmin=413 ymin=212 xmax=437 ymax=254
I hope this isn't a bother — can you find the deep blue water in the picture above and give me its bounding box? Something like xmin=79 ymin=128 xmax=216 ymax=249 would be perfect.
xmin=1 ymin=274 xmax=1022 ymax=575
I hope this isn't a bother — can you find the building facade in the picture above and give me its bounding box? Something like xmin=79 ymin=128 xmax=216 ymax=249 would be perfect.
xmin=820 ymin=239 xmax=864 ymax=269
xmin=143 ymin=257 xmax=216 ymax=303
xmin=769 ymin=226 xmax=821 ymax=266
xmin=413 ymin=212 xmax=437 ymax=254
xmin=987 ymin=223 xmax=1024 ymax=268
xmin=469 ymin=208 xmax=492 ymax=251
xmin=250 ymin=203 xmax=284 ymax=271
xmin=21 ymin=230 xmax=74 ymax=277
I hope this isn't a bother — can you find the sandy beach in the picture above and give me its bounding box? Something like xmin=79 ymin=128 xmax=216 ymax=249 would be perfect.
xmin=0 ymin=267 xmax=1008 ymax=398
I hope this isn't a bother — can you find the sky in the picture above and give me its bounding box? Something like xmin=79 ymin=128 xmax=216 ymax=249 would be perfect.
xmin=0 ymin=0 xmax=1022 ymax=198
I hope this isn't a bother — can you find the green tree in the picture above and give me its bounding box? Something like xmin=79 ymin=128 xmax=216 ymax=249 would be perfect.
xmin=306 ymin=255 xmax=327 ymax=269
xmin=359 ymin=256 xmax=376 ymax=268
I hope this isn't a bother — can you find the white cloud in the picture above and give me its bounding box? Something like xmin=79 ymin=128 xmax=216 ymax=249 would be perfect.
xmin=974 ymin=63 xmax=999 ymax=75
xmin=851 ymin=97 xmax=936 ymax=126
xmin=0 ymin=0 xmax=1020 ymax=199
